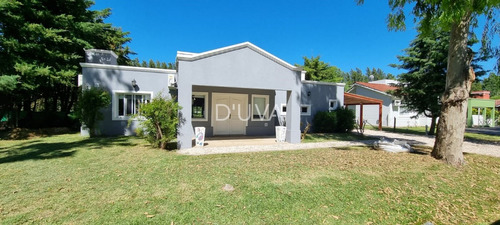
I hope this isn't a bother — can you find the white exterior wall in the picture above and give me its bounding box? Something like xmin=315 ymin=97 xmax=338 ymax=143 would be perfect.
xmin=349 ymin=86 xmax=434 ymax=128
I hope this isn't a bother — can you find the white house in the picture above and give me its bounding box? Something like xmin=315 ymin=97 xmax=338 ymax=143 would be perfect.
xmin=80 ymin=42 xmax=345 ymax=149
xmin=347 ymin=81 xmax=433 ymax=128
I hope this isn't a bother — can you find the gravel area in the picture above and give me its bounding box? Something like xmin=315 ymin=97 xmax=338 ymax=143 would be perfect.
xmin=363 ymin=129 xmax=500 ymax=158
xmin=178 ymin=130 xmax=500 ymax=158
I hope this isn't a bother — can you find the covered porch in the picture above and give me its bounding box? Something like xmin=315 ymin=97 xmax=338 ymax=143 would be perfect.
xmin=175 ymin=42 xmax=305 ymax=149
xmin=344 ymin=92 xmax=382 ymax=130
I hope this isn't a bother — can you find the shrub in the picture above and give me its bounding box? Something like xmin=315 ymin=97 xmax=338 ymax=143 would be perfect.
xmin=312 ymin=111 xmax=337 ymax=133
xmin=74 ymin=87 xmax=111 ymax=137
xmin=131 ymin=93 xmax=180 ymax=149
xmin=334 ymin=107 xmax=355 ymax=133
xmin=312 ymin=108 xmax=356 ymax=133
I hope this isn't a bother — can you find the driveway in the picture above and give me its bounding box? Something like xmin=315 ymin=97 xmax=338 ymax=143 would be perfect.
xmin=363 ymin=129 xmax=500 ymax=158
xmin=465 ymin=127 xmax=500 ymax=136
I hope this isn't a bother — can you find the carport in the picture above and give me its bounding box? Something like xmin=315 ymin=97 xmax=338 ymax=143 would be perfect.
xmin=344 ymin=92 xmax=382 ymax=130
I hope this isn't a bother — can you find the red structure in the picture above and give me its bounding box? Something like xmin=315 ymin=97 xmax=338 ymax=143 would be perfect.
xmin=344 ymin=92 xmax=383 ymax=130
xmin=471 ymin=91 xmax=490 ymax=99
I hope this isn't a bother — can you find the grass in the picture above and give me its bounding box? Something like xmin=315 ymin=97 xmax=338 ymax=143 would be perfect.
xmin=1 ymin=134 xmax=500 ymax=224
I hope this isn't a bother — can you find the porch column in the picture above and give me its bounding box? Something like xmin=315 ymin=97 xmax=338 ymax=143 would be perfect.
xmin=378 ymin=103 xmax=382 ymax=130
xmin=491 ymin=107 xmax=496 ymax=127
xmin=467 ymin=99 xmax=473 ymax=127
xmin=285 ymin=90 xmax=301 ymax=143
xmin=177 ymin=83 xmax=193 ymax=149
xmin=359 ymin=103 xmax=364 ymax=129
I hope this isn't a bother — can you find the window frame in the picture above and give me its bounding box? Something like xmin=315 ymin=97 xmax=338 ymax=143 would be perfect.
xmin=280 ymin=103 xmax=287 ymax=116
xmin=251 ymin=94 xmax=270 ymax=121
xmin=192 ymin=92 xmax=209 ymax=121
xmin=300 ymin=104 xmax=311 ymax=116
xmin=328 ymin=99 xmax=339 ymax=111
xmin=112 ymin=90 xmax=153 ymax=121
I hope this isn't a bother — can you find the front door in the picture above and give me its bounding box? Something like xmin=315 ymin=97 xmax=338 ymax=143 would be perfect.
xmin=212 ymin=93 xmax=248 ymax=135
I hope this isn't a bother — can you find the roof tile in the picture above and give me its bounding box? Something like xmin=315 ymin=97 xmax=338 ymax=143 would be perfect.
xmin=355 ymin=82 xmax=398 ymax=93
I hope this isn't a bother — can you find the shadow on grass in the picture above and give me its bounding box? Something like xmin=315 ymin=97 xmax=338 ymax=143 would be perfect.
xmin=0 ymin=127 xmax=76 ymax=140
xmin=0 ymin=136 xmax=137 ymax=164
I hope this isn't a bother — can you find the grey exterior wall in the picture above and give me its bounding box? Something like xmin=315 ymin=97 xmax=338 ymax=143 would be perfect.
xmin=349 ymin=86 xmax=392 ymax=126
xmin=300 ymin=82 xmax=345 ymax=131
xmin=191 ymin=86 xmax=277 ymax=137
xmin=177 ymin=46 xmax=303 ymax=149
xmin=81 ymin=65 xmax=175 ymax=136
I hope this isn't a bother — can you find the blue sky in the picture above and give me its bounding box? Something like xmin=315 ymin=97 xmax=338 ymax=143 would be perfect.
xmin=92 ymin=0 xmax=496 ymax=77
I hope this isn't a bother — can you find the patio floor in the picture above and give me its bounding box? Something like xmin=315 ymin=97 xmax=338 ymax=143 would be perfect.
xmin=202 ymin=136 xmax=278 ymax=147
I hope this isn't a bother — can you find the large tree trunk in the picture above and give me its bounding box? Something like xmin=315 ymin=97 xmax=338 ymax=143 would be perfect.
xmin=428 ymin=115 xmax=437 ymax=135
xmin=432 ymin=14 xmax=473 ymax=166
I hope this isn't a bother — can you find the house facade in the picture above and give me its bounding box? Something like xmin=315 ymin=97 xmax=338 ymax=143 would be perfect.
xmin=80 ymin=42 xmax=344 ymax=149
xmin=347 ymin=81 xmax=432 ymax=127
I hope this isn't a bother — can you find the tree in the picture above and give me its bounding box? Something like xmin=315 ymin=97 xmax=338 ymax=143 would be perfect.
xmin=299 ymin=56 xmax=343 ymax=82
xmin=483 ymin=72 xmax=500 ymax=97
xmin=392 ymin=32 xmax=486 ymax=135
xmin=131 ymin=94 xmax=180 ymax=149
xmin=0 ymin=0 xmax=131 ymax=127
xmin=358 ymin=0 xmax=500 ymax=166
xmin=74 ymin=87 xmax=111 ymax=137
xmin=391 ymin=32 xmax=448 ymax=135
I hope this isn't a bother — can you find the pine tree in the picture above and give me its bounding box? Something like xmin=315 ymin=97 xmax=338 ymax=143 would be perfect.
xmin=0 ymin=0 xmax=131 ymax=127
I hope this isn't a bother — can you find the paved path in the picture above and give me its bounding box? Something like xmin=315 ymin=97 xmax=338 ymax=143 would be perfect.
xmin=178 ymin=130 xmax=500 ymax=158
xmin=363 ymin=129 xmax=500 ymax=158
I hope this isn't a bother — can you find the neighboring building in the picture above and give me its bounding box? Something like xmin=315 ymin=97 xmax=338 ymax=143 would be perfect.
xmin=80 ymin=42 xmax=345 ymax=149
xmin=467 ymin=90 xmax=496 ymax=127
xmin=471 ymin=91 xmax=491 ymax=99
xmin=347 ymin=81 xmax=433 ymax=127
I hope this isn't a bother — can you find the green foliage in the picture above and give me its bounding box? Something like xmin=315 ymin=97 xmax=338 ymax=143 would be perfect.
xmin=341 ymin=67 xmax=394 ymax=89
xmin=392 ymin=31 xmax=486 ymax=119
xmin=0 ymin=75 xmax=18 ymax=92
xmin=483 ymin=72 xmax=500 ymax=96
xmin=131 ymin=94 xmax=180 ymax=149
xmin=359 ymin=0 xmax=500 ymax=71
xmin=299 ymin=56 xmax=343 ymax=82
xmin=0 ymin=0 xmax=131 ymax=127
xmin=313 ymin=111 xmax=337 ymax=133
xmin=74 ymin=87 xmax=111 ymax=137
xmin=391 ymin=32 xmax=449 ymax=119
xmin=129 ymin=58 xmax=176 ymax=69
xmin=335 ymin=107 xmax=356 ymax=133
xmin=312 ymin=108 xmax=355 ymax=133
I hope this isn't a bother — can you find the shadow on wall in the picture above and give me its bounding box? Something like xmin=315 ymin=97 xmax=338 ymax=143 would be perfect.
xmin=0 ymin=136 xmax=137 ymax=164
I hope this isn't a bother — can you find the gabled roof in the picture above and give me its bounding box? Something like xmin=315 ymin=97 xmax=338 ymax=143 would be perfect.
xmin=344 ymin=92 xmax=383 ymax=105
xmin=176 ymin=42 xmax=303 ymax=71
xmin=355 ymin=82 xmax=398 ymax=92
xmin=349 ymin=82 xmax=398 ymax=97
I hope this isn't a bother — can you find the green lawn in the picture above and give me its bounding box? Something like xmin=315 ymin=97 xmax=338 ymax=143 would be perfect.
xmin=1 ymin=134 xmax=499 ymax=224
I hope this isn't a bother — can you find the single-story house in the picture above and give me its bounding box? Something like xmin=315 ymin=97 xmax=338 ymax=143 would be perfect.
xmin=347 ymin=80 xmax=433 ymax=127
xmin=80 ymin=42 xmax=345 ymax=149
xmin=467 ymin=91 xmax=496 ymax=127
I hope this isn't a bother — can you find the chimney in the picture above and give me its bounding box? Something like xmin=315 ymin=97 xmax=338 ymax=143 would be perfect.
xmin=84 ymin=49 xmax=118 ymax=65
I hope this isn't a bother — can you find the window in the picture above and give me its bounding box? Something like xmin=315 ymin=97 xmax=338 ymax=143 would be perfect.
xmin=328 ymin=99 xmax=338 ymax=111
xmin=252 ymin=95 xmax=269 ymax=120
xmin=114 ymin=92 xmax=152 ymax=120
xmin=281 ymin=104 xmax=287 ymax=115
xmin=301 ymin=105 xmax=311 ymax=116
xmin=192 ymin=92 xmax=208 ymax=121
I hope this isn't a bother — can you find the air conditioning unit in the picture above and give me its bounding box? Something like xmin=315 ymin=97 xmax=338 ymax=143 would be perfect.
xmin=393 ymin=100 xmax=401 ymax=106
